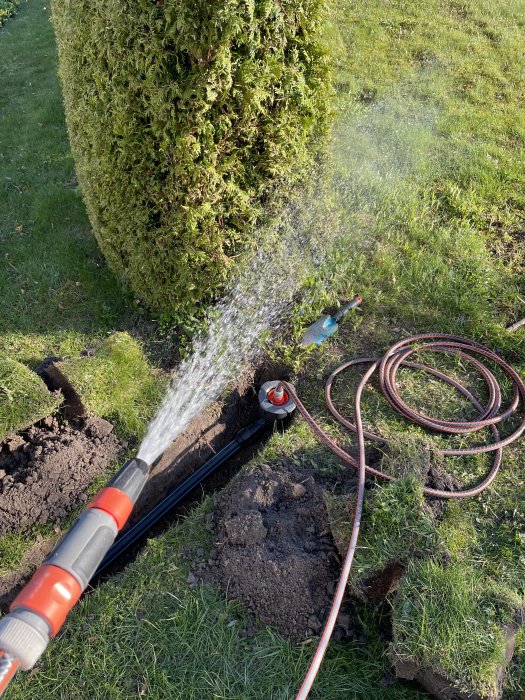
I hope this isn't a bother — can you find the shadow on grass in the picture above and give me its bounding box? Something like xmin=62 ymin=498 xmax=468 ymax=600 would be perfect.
xmin=0 ymin=0 xmax=137 ymax=363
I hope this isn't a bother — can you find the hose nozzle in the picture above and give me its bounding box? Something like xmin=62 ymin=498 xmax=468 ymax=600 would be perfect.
xmin=301 ymin=294 xmax=362 ymax=347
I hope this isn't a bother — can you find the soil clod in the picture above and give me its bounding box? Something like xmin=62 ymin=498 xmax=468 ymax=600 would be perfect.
xmin=0 ymin=416 xmax=123 ymax=537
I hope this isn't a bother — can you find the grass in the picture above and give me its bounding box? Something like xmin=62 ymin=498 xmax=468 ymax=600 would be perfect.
xmin=7 ymin=502 xmax=428 ymax=700
xmin=393 ymin=559 xmax=521 ymax=697
xmin=326 ymin=478 xmax=438 ymax=586
xmin=0 ymin=356 xmax=61 ymax=440
xmin=0 ymin=1 xmax=134 ymax=367
xmin=56 ymin=333 xmax=166 ymax=440
xmin=0 ymin=3 xmax=162 ymax=573
xmin=1 ymin=0 xmax=525 ymax=697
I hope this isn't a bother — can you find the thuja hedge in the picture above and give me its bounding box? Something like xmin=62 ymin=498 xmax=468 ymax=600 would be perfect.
xmin=52 ymin=0 xmax=330 ymax=315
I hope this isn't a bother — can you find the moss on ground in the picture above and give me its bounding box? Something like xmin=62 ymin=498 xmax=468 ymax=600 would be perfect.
xmin=0 ymin=356 xmax=61 ymax=441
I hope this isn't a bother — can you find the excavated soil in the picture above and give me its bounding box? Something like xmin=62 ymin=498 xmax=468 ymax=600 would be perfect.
xmin=128 ymin=360 xmax=290 ymax=526
xmin=424 ymin=462 xmax=462 ymax=519
xmin=42 ymin=357 xmax=290 ymax=528
xmin=0 ymin=416 xmax=123 ymax=536
xmin=201 ymin=461 xmax=360 ymax=643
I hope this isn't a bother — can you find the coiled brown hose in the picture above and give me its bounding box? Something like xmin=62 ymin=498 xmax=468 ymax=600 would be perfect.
xmin=282 ymin=334 xmax=525 ymax=699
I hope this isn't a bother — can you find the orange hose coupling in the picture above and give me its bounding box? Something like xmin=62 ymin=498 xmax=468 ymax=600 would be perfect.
xmin=10 ymin=565 xmax=82 ymax=637
xmin=88 ymin=487 xmax=134 ymax=530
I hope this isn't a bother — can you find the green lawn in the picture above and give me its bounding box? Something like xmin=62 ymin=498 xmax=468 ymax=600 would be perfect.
xmin=0 ymin=2 xmax=133 ymax=365
xmin=2 ymin=0 xmax=525 ymax=697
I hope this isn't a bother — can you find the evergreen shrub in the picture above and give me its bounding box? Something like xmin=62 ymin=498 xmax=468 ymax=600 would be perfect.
xmin=52 ymin=0 xmax=330 ymax=315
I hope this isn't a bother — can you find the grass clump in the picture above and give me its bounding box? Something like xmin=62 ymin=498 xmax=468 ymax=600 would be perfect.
xmin=326 ymin=477 xmax=438 ymax=587
xmin=0 ymin=356 xmax=60 ymax=441
xmin=392 ymin=558 xmax=522 ymax=698
xmin=56 ymin=333 xmax=166 ymax=439
xmin=51 ymin=0 xmax=331 ymax=317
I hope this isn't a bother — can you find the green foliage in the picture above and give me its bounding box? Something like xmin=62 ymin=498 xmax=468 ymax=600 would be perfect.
xmin=51 ymin=0 xmax=331 ymax=316
xmin=0 ymin=356 xmax=61 ymax=441
xmin=56 ymin=333 xmax=166 ymax=438
xmin=393 ymin=558 xmax=522 ymax=697
xmin=0 ymin=0 xmax=22 ymax=26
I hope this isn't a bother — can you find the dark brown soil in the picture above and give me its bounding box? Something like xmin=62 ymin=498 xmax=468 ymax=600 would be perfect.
xmin=38 ymin=355 xmax=290 ymax=533
xmin=129 ymin=360 xmax=289 ymax=526
xmin=358 ymin=560 xmax=407 ymax=604
xmin=202 ymin=461 xmax=360 ymax=643
xmin=424 ymin=462 xmax=462 ymax=519
xmin=0 ymin=416 xmax=123 ymax=536
xmin=0 ymin=358 xmax=289 ymax=607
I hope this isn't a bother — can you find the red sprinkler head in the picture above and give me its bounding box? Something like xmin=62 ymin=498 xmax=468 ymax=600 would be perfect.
xmin=259 ymin=381 xmax=296 ymax=420
xmin=268 ymin=383 xmax=288 ymax=406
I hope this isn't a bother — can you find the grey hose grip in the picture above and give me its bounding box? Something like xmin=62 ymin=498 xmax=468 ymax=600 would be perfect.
xmin=108 ymin=457 xmax=150 ymax=504
xmin=44 ymin=510 xmax=118 ymax=590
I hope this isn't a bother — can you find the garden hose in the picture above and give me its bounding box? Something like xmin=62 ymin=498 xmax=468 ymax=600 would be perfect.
xmin=281 ymin=334 xmax=525 ymax=700
xmin=0 ymin=336 xmax=523 ymax=698
xmin=0 ymin=396 xmax=288 ymax=696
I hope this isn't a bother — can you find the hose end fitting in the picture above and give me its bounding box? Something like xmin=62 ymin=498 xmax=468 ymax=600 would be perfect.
xmin=259 ymin=381 xmax=296 ymax=420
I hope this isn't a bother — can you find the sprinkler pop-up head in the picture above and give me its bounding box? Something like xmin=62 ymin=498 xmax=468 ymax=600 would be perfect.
xmin=259 ymin=380 xmax=296 ymax=420
xmin=301 ymin=294 xmax=362 ymax=347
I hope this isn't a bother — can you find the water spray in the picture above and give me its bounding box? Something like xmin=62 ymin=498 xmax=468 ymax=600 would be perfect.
xmin=0 ymin=293 xmax=352 ymax=695
xmin=0 ymin=455 xmax=151 ymax=695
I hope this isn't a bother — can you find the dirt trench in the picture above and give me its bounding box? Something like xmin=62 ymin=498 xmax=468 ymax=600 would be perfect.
xmin=0 ymin=358 xmax=288 ymax=609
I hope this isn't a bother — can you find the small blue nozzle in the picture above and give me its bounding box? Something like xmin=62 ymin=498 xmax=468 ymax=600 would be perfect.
xmin=300 ymin=295 xmax=362 ymax=347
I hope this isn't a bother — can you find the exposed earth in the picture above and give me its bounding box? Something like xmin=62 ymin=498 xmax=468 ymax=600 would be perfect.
xmin=0 ymin=415 xmax=122 ymax=536
xmin=201 ymin=461 xmax=361 ymax=643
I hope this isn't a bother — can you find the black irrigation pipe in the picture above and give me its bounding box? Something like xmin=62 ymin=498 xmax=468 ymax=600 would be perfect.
xmin=93 ymin=417 xmax=269 ymax=578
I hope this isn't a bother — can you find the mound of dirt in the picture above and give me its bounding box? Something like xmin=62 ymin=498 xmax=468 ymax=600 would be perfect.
xmin=424 ymin=462 xmax=461 ymax=519
xmin=204 ymin=462 xmax=359 ymax=643
xmin=0 ymin=416 xmax=123 ymax=536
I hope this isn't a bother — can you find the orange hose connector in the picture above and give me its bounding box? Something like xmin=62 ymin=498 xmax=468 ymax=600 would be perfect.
xmin=0 ymin=652 xmax=19 ymax=695
xmin=286 ymin=334 xmax=525 ymax=699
